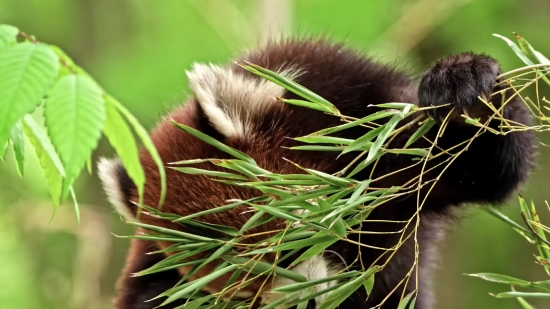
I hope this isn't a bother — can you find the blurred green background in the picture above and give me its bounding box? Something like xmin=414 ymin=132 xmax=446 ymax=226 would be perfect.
xmin=1 ymin=0 xmax=549 ymax=308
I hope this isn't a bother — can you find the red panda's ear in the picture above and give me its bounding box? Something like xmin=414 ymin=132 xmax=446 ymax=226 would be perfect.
xmin=97 ymin=157 xmax=136 ymax=221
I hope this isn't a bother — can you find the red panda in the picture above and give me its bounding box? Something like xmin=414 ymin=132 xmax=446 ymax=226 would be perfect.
xmin=98 ymin=38 xmax=537 ymax=309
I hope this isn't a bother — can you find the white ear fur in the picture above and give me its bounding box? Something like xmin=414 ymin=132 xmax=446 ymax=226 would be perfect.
xmin=97 ymin=157 xmax=136 ymax=221
xmin=186 ymin=63 xmax=302 ymax=138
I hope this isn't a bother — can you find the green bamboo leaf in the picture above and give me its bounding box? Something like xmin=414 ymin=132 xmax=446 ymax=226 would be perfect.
xmin=290 ymin=145 xmax=345 ymax=152
xmin=493 ymin=292 xmax=550 ymax=298
xmin=514 ymin=33 xmax=550 ymax=86
xmin=171 ymin=121 xmax=255 ymax=164
xmin=466 ymin=273 xmax=550 ymax=292
xmin=385 ymin=148 xmax=428 ymax=156
xmin=212 ymin=160 xmax=258 ymax=180
xmin=45 ymin=74 xmax=105 ymax=198
xmin=127 ymin=221 xmax=217 ymax=242
xmin=363 ymin=272 xmax=374 ymax=295
xmin=319 ymin=267 xmax=380 ymax=309
xmin=195 ymin=242 xmax=236 ymax=272
xmin=0 ymin=42 xmax=59 ymax=147
xmin=284 ymin=282 xmax=347 ymax=309
xmin=313 ymin=110 xmax=400 ymax=136
xmin=493 ymin=34 xmax=533 ymax=65
xmin=405 ymin=118 xmax=435 ymax=148
xmin=396 ymin=292 xmax=415 ymax=309
xmin=303 ymin=168 xmax=352 ymax=187
xmin=330 ymin=218 xmax=347 ymax=237
xmin=408 ymin=296 xmax=417 ymax=309
xmin=22 ymin=115 xmax=65 ymax=208
xmin=365 ymin=113 xmax=403 ymax=163
xmin=137 ymin=260 xmax=205 ymax=276
xmin=515 ymin=33 xmax=550 ymax=65
xmin=9 ymin=121 xmax=25 ymax=176
xmin=342 ymin=125 xmax=384 ymax=155
xmin=178 ymin=219 xmax=239 ymax=237
xmin=107 ymin=95 xmax=166 ymax=208
xmin=0 ymin=25 xmax=18 ymax=49
xmin=482 ymin=207 xmax=532 ymax=236
xmin=173 ymin=196 xmax=268 ymax=222
xmin=239 ymin=62 xmax=339 ymax=115
xmin=223 ymin=256 xmax=307 ymax=283
xmin=273 ymin=271 xmax=360 ymax=293
xmin=102 ymin=96 xmax=145 ymax=205
xmin=161 ymin=263 xmax=237 ymax=305
xmin=290 ymin=236 xmax=339 ymax=266
xmin=294 ymin=136 xmax=354 ymax=145
xmin=278 ymin=98 xmax=333 ymax=113
xmin=241 ymin=235 xmax=337 ymax=256
xmin=170 ymin=166 xmax=248 ymax=180
xmin=174 ymin=295 xmax=213 ymax=309
xmin=373 ymin=103 xmax=414 ymax=109
xmin=517 ymin=296 xmax=535 ymax=309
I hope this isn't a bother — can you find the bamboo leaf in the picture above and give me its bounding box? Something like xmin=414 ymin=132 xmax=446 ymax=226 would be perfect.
xmin=405 ymin=118 xmax=435 ymax=148
xmin=171 ymin=121 xmax=255 ymax=164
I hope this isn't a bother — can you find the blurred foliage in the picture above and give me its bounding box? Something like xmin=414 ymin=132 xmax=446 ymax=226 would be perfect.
xmin=0 ymin=0 xmax=549 ymax=308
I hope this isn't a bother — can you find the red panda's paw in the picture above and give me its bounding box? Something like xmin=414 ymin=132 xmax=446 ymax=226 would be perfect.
xmin=417 ymin=52 xmax=501 ymax=122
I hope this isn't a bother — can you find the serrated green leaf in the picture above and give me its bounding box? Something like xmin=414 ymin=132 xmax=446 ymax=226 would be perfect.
xmin=107 ymin=95 xmax=166 ymax=208
xmin=45 ymin=74 xmax=105 ymax=198
xmin=0 ymin=25 xmax=18 ymax=49
xmin=22 ymin=115 xmax=65 ymax=209
xmin=0 ymin=42 xmax=59 ymax=147
xmin=9 ymin=121 xmax=25 ymax=176
xmin=102 ymin=98 xmax=145 ymax=204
